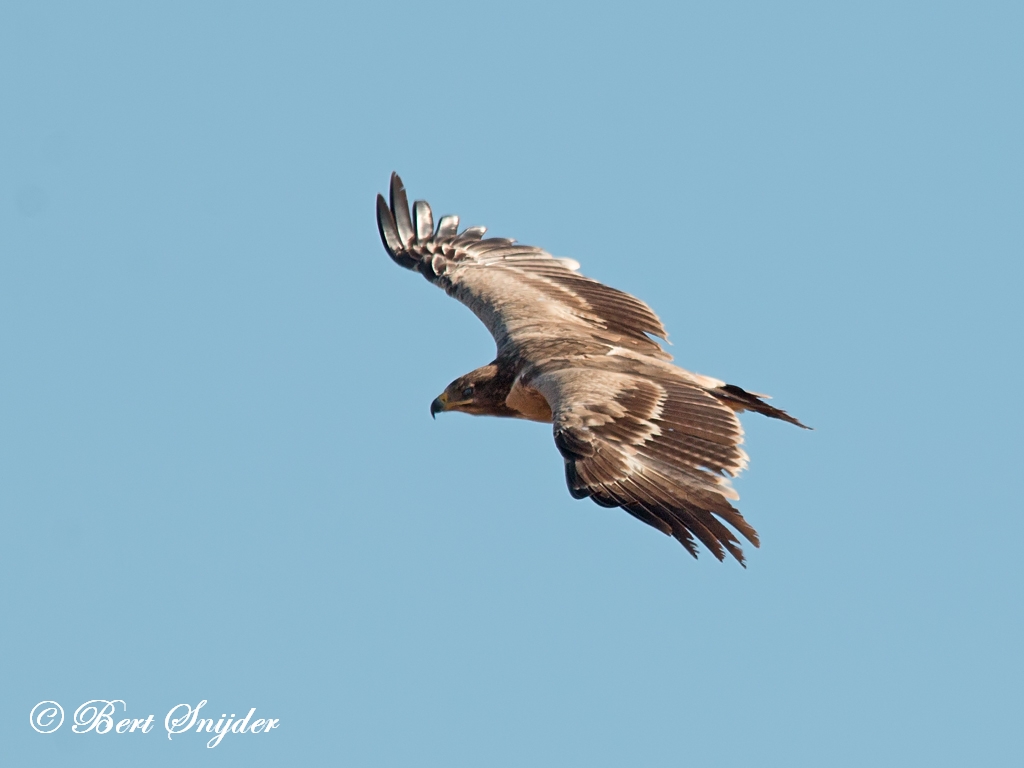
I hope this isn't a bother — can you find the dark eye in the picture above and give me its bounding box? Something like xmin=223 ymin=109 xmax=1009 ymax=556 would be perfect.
xmin=461 ymin=386 xmax=474 ymax=398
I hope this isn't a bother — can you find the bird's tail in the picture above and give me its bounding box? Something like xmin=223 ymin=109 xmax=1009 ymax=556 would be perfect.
xmin=712 ymin=384 xmax=810 ymax=429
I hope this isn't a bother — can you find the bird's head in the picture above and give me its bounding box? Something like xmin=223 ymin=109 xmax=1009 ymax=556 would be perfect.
xmin=430 ymin=364 xmax=519 ymax=418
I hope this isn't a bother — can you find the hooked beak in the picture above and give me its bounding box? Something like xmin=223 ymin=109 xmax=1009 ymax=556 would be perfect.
xmin=430 ymin=393 xmax=448 ymax=419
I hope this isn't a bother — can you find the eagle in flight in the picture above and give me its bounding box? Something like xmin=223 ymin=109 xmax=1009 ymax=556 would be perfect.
xmin=377 ymin=173 xmax=807 ymax=564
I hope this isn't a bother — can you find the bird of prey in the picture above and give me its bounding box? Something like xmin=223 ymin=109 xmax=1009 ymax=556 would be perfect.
xmin=377 ymin=173 xmax=807 ymax=564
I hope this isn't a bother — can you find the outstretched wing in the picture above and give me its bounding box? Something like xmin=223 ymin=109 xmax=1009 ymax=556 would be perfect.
xmin=377 ymin=172 xmax=670 ymax=361
xmin=531 ymin=364 xmax=763 ymax=564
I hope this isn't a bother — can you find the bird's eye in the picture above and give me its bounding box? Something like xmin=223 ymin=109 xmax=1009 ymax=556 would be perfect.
xmin=462 ymin=386 xmax=474 ymax=398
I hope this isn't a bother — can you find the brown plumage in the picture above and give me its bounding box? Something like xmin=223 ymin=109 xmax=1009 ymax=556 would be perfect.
xmin=378 ymin=173 xmax=808 ymax=564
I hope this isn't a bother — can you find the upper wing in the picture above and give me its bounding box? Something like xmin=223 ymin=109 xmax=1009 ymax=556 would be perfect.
xmin=531 ymin=363 xmax=762 ymax=564
xmin=377 ymin=173 xmax=671 ymax=361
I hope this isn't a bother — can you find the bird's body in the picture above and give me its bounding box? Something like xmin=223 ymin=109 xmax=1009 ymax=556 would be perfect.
xmin=377 ymin=174 xmax=807 ymax=564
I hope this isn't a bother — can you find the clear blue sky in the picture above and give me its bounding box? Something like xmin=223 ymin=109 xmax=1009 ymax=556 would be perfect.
xmin=2 ymin=2 xmax=1022 ymax=766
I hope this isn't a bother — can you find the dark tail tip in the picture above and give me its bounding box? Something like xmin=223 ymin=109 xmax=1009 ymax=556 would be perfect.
xmin=715 ymin=384 xmax=811 ymax=430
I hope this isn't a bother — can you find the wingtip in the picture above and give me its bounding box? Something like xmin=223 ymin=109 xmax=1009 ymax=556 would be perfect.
xmin=389 ymin=172 xmax=415 ymax=247
xmin=388 ymin=171 xmax=403 ymax=203
xmin=376 ymin=193 xmax=401 ymax=257
xmin=377 ymin=183 xmax=419 ymax=269
xmin=413 ymin=199 xmax=434 ymax=243
xmin=436 ymin=214 xmax=460 ymax=239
